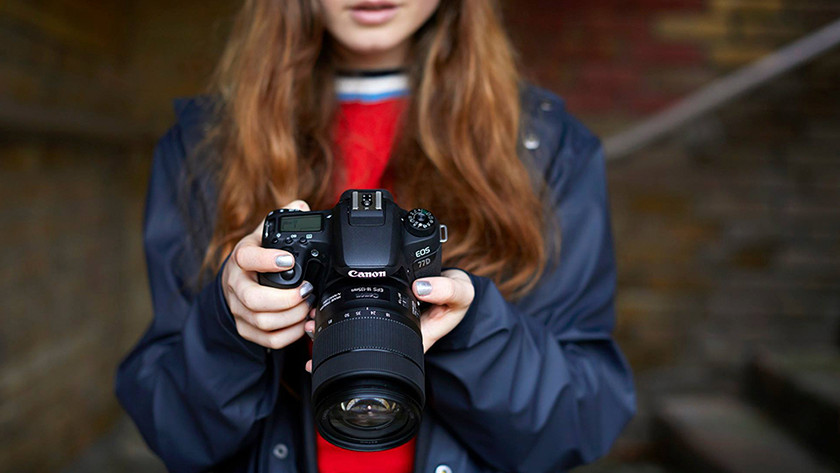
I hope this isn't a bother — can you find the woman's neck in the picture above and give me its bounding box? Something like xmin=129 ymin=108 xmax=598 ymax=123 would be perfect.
xmin=330 ymin=41 xmax=409 ymax=71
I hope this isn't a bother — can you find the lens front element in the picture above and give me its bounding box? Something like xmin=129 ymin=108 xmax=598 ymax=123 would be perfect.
xmin=316 ymin=380 xmax=422 ymax=451
xmin=330 ymin=397 xmax=404 ymax=429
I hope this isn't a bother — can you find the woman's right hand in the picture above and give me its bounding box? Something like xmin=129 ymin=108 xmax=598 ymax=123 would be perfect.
xmin=221 ymin=200 xmax=315 ymax=350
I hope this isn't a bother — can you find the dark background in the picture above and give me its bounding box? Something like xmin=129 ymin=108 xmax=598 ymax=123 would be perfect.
xmin=1 ymin=1 xmax=838 ymax=471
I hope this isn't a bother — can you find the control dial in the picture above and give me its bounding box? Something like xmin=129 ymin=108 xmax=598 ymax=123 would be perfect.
xmin=405 ymin=208 xmax=436 ymax=237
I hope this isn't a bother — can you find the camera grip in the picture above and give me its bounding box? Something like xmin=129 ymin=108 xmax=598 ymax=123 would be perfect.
xmin=258 ymin=263 xmax=304 ymax=289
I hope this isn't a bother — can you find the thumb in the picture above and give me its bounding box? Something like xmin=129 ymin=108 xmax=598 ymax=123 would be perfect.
xmin=413 ymin=273 xmax=473 ymax=308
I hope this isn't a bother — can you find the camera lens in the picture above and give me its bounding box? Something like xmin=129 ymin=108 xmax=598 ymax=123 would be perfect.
xmin=312 ymin=279 xmax=425 ymax=451
xmin=330 ymin=397 xmax=402 ymax=428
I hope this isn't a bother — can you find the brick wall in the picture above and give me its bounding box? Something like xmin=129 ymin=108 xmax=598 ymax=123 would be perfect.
xmin=506 ymin=0 xmax=706 ymax=128
xmin=506 ymin=0 xmax=840 ymax=134
xmin=0 ymin=1 xmax=229 ymax=470
xmin=508 ymin=0 xmax=840 ymax=457
xmin=609 ymin=69 xmax=840 ymax=374
xmin=504 ymin=0 xmax=840 ymax=376
xmin=1 ymin=2 xmax=135 ymax=470
xmin=121 ymin=0 xmax=236 ymax=133
xmin=0 ymin=139 xmax=148 ymax=471
xmin=0 ymin=0 xmax=130 ymax=115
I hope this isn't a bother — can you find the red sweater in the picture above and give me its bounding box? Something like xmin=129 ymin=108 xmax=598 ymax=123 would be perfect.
xmin=316 ymin=85 xmax=415 ymax=473
xmin=332 ymin=98 xmax=404 ymax=198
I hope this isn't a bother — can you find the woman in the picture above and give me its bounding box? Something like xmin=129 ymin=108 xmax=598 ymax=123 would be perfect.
xmin=116 ymin=1 xmax=635 ymax=472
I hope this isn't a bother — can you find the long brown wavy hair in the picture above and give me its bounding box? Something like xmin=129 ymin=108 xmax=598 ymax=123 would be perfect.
xmin=203 ymin=0 xmax=551 ymax=298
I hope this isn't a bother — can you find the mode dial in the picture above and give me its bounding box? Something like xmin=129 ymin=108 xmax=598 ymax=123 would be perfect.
xmin=405 ymin=208 xmax=436 ymax=237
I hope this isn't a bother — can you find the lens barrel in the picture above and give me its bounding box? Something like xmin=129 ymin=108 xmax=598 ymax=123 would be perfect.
xmin=311 ymin=279 xmax=425 ymax=451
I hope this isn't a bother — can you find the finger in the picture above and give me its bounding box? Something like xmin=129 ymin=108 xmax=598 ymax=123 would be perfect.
xmin=413 ymin=274 xmax=474 ymax=308
xmin=305 ymin=359 xmax=312 ymax=373
xmin=227 ymin=290 xmax=255 ymax=322
xmin=236 ymin=280 xmax=312 ymax=312
xmin=247 ymin=301 xmax=311 ymax=332
xmin=266 ymin=320 xmax=307 ymax=349
xmin=229 ymin=290 xmax=305 ymax=332
xmin=234 ymin=244 xmax=295 ymax=272
xmin=284 ymin=200 xmax=311 ymax=211
xmin=235 ymin=318 xmax=306 ymax=350
xmin=304 ymin=319 xmax=316 ymax=340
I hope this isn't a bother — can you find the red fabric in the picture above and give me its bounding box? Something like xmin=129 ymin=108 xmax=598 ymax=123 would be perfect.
xmin=332 ymin=98 xmax=406 ymax=201
xmin=317 ymin=96 xmax=415 ymax=473
xmin=317 ymin=434 xmax=417 ymax=473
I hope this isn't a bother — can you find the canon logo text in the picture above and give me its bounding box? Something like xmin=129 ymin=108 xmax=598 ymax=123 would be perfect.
xmin=347 ymin=270 xmax=387 ymax=278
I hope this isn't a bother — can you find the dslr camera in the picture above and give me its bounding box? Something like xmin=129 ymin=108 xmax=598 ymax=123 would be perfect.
xmin=259 ymin=189 xmax=447 ymax=451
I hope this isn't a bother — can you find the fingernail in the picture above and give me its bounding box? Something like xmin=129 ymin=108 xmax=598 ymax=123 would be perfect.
xmin=415 ymin=280 xmax=432 ymax=296
xmin=300 ymin=281 xmax=314 ymax=298
xmin=275 ymin=254 xmax=294 ymax=268
xmin=304 ymin=318 xmax=316 ymax=340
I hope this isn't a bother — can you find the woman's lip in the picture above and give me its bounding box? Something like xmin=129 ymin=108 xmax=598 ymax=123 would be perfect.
xmin=348 ymin=2 xmax=399 ymax=26
xmin=350 ymin=1 xmax=398 ymax=9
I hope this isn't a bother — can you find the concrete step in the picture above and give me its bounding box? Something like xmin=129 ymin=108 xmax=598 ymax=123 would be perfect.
xmin=745 ymin=349 xmax=840 ymax=467
xmin=653 ymin=395 xmax=834 ymax=473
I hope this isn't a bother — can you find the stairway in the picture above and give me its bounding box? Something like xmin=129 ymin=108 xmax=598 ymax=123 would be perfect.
xmin=653 ymin=349 xmax=840 ymax=473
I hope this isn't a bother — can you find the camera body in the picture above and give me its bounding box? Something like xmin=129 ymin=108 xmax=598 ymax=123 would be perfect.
xmin=259 ymin=189 xmax=446 ymax=451
xmin=259 ymin=189 xmax=444 ymax=300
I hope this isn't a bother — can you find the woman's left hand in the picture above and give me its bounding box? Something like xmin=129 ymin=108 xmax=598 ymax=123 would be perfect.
xmin=303 ymin=269 xmax=475 ymax=371
xmin=412 ymin=269 xmax=475 ymax=353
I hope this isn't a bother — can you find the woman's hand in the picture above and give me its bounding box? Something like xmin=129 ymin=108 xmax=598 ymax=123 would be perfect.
xmin=302 ymin=269 xmax=475 ymax=371
xmin=413 ymin=269 xmax=475 ymax=353
xmin=221 ymin=200 xmax=314 ymax=350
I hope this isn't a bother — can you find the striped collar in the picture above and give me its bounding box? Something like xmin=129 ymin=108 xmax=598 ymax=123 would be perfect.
xmin=336 ymin=70 xmax=409 ymax=103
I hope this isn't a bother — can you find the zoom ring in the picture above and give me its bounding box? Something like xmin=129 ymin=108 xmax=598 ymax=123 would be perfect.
xmin=312 ymin=313 xmax=423 ymax=372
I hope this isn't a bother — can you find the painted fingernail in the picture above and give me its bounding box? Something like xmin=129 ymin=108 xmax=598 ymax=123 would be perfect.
xmin=275 ymin=254 xmax=294 ymax=268
xmin=305 ymin=328 xmax=315 ymax=340
xmin=415 ymin=280 xmax=432 ymax=296
xmin=300 ymin=281 xmax=314 ymax=298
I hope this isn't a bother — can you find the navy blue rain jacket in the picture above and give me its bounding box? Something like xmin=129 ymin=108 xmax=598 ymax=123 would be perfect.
xmin=116 ymin=85 xmax=636 ymax=473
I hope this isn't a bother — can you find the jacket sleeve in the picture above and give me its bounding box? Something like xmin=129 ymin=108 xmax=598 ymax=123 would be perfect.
xmin=424 ymin=117 xmax=636 ymax=472
xmin=115 ymin=123 xmax=282 ymax=473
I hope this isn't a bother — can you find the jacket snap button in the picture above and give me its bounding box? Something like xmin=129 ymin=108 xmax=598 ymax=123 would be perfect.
xmin=524 ymin=133 xmax=540 ymax=150
xmin=540 ymin=100 xmax=553 ymax=111
xmin=435 ymin=465 xmax=453 ymax=473
xmin=272 ymin=443 xmax=289 ymax=460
